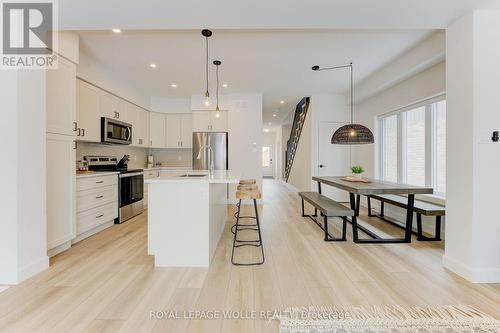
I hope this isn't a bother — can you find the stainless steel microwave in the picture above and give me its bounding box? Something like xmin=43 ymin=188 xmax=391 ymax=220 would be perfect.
xmin=101 ymin=117 xmax=132 ymax=145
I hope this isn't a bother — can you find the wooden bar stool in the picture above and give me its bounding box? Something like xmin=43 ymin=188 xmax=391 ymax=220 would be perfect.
xmin=231 ymin=180 xmax=265 ymax=266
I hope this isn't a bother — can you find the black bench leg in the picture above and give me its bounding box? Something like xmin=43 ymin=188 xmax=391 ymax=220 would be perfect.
xmin=355 ymin=194 xmax=361 ymax=216
xmin=367 ymin=196 xmax=373 ymax=216
xmin=342 ymin=217 xmax=347 ymax=241
xmin=350 ymin=193 xmax=359 ymax=242
xmin=324 ymin=215 xmax=329 ymax=241
xmin=417 ymin=213 xmax=424 ymax=241
xmin=435 ymin=216 xmax=442 ymax=240
xmin=380 ymin=201 xmax=385 ymax=217
xmin=301 ymin=198 xmax=305 ymax=217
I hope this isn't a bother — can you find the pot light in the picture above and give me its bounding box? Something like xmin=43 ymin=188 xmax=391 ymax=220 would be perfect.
xmin=150 ymin=63 xmax=157 ymax=69
xmin=268 ymin=122 xmax=272 ymax=125
xmin=273 ymin=114 xmax=277 ymax=117
xmin=223 ymin=83 xmax=228 ymax=88
xmin=170 ymin=84 xmax=177 ymax=88
xmin=264 ymin=129 xmax=270 ymax=133
xmin=111 ymin=28 xmax=121 ymax=33
xmin=280 ymin=100 xmax=285 ymax=104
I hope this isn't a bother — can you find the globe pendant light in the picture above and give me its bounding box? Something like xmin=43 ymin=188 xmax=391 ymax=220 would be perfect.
xmin=201 ymin=29 xmax=212 ymax=107
xmin=213 ymin=60 xmax=222 ymax=116
xmin=312 ymin=63 xmax=374 ymax=145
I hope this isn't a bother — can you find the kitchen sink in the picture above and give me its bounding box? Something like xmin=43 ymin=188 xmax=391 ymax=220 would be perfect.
xmin=179 ymin=174 xmax=207 ymax=178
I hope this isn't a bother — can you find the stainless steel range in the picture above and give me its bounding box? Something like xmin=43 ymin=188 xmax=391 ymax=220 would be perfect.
xmin=84 ymin=155 xmax=144 ymax=223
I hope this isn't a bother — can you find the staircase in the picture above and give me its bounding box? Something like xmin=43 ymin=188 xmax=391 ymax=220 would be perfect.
xmin=284 ymin=97 xmax=310 ymax=182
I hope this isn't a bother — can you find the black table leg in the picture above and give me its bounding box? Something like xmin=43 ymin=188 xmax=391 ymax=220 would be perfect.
xmin=404 ymin=194 xmax=415 ymax=242
xmin=355 ymin=194 xmax=361 ymax=216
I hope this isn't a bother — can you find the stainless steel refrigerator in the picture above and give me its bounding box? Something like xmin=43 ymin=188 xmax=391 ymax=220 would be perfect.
xmin=192 ymin=132 xmax=228 ymax=170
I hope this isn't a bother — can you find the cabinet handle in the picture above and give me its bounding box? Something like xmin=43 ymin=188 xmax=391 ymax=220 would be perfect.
xmin=150 ymin=140 xmax=153 ymax=146
xmin=95 ymin=195 xmax=104 ymax=199
xmin=139 ymin=138 xmax=143 ymax=145
xmin=82 ymin=128 xmax=85 ymax=137
xmin=77 ymin=128 xmax=81 ymax=136
xmin=95 ymin=214 xmax=104 ymax=219
xmin=180 ymin=141 xmax=183 ymax=147
xmin=95 ymin=180 xmax=104 ymax=184
xmin=117 ymin=112 xmax=120 ymax=119
xmin=73 ymin=141 xmax=77 ymax=150
xmin=73 ymin=122 xmax=78 ymax=132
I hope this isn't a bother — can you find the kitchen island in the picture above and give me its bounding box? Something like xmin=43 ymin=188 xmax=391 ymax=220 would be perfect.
xmin=146 ymin=170 xmax=240 ymax=267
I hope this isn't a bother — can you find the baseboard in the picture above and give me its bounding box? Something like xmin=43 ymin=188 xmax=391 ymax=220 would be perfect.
xmin=17 ymin=255 xmax=49 ymax=284
xmin=443 ymin=255 xmax=500 ymax=283
xmin=47 ymin=240 xmax=71 ymax=258
xmin=281 ymin=180 xmax=299 ymax=193
xmin=72 ymin=221 xmax=114 ymax=244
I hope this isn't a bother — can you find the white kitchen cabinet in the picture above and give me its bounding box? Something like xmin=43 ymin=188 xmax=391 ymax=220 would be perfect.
xmin=180 ymin=114 xmax=193 ymax=148
xmin=165 ymin=114 xmax=182 ymax=148
xmin=75 ymin=174 xmax=118 ymax=243
xmin=210 ymin=111 xmax=228 ymax=131
xmin=192 ymin=111 xmax=227 ymax=132
xmin=165 ymin=114 xmax=193 ymax=148
xmin=46 ymin=57 xmax=77 ymax=136
xmin=46 ymin=133 xmax=76 ymax=256
xmin=149 ymin=112 xmax=166 ymax=148
xmin=76 ymin=80 xmax=101 ymax=142
xmin=143 ymin=169 xmax=161 ymax=209
xmin=131 ymin=104 xmax=149 ymax=147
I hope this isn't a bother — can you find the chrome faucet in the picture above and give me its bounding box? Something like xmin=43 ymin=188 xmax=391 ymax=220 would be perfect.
xmin=196 ymin=145 xmax=215 ymax=174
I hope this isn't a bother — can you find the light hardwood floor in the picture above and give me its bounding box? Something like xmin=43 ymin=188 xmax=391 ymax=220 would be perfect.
xmin=1 ymin=179 xmax=499 ymax=332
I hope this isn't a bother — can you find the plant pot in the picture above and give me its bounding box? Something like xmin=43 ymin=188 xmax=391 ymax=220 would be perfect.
xmin=353 ymin=173 xmax=363 ymax=180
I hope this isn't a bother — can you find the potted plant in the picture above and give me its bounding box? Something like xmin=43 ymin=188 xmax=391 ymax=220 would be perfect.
xmin=351 ymin=165 xmax=365 ymax=180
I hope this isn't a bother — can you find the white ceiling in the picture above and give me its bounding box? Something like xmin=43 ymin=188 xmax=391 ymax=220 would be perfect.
xmin=61 ymin=0 xmax=500 ymax=30
xmin=78 ymin=29 xmax=434 ymax=124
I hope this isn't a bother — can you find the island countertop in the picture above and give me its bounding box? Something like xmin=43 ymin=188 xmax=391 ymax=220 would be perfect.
xmin=145 ymin=170 xmax=241 ymax=184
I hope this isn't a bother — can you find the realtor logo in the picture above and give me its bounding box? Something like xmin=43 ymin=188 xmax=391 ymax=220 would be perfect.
xmin=1 ymin=0 xmax=58 ymax=68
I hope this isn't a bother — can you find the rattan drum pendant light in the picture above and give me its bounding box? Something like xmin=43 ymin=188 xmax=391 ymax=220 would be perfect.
xmin=312 ymin=63 xmax=374 ymax=145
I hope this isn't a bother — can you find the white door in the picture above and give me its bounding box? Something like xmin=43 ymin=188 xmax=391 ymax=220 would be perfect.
xmin=165 ymin=114 xmax=182 ymax=148
xmin=46 ymin=57 xmax=76 ymax=136
xmin=262 ymin=145 xmax=274 ymax=178
xmin=46 ymin=133 xmax=76 ymax=251
xmin=317 ymin=122 xmax=351 ymax=202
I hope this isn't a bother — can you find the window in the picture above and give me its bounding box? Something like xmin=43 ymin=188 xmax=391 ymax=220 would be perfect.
xmin=379 ymin=96 xmax=446 ymax=197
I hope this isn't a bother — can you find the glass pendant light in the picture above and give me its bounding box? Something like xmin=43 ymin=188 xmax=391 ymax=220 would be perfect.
xmin=312 ymin=63 xmax=374 ymax=145
xmin=201 ymin=29 xmax=212 ymax=107
xmin=213 ymin=60 xmax=221 ymax=116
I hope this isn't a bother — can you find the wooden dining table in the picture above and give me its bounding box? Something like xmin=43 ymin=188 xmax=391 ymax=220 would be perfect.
xmin=312 ymin=176 xmax=433 ymax=243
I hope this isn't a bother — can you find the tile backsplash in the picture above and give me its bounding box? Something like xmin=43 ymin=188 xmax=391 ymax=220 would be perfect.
xmin=76 ymin=142 xmax=192 ymax=169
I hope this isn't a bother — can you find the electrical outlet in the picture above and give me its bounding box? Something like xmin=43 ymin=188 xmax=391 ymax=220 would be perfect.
xmin=178 ymin=156 xmax=182 ymax=161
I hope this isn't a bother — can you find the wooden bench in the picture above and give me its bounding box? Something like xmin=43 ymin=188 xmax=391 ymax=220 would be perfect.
xmin=299 ymin=192 xmax=354 ymax=241
xmin=367 ymin=194 xmax=445 ymax=241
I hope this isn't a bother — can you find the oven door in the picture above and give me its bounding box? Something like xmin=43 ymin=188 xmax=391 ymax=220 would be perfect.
xmin=101 ymin=117 xmax=132 ymax=145
xmin=119 ymin=172 xmax=144 ymax=207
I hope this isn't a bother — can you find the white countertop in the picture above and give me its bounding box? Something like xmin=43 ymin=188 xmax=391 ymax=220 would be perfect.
xmin=145 ymin=170 xmax=241 ymax=184
xmin=75 ymin=171 xmax=119 ymax=179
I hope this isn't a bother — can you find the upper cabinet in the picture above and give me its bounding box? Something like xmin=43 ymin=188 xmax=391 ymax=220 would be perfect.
xmin=46 ymin=57 xmax=77 ymax=136
xmin=192 ymin=111 xmax=228 ymax=132
xmin=76 ymin=80 xmax=101 ymax=142
xmin=131 ymin=105 xmax=149 ymax=147
xmin=165 ymin=114 xmax=193 ymax=148
xmin=149 ymin=112 xmax=166 ymax=148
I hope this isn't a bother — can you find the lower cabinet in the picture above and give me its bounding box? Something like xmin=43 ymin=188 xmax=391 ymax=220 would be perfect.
xmin=143 ymin=169 xmax=160 ymax=209
xmin=74 ymin=174 xmax=118 ymax=243
xmin=47 ymin=133 xmax=76 ymax=257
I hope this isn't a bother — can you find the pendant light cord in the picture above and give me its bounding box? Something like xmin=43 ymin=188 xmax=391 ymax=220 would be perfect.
xmin=350 ymin=62 xmax=353 ymax=124
xmin=216 ymin=63 xmax=219 ymax=109
xmin=205 ymin=37 xmax=209 ymax=95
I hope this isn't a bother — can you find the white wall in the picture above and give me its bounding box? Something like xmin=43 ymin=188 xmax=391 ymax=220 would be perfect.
xmin=287 ymin=95 xmax=349 ymax=191
xmin=0 ymin=70 xmax=49 ymax=284
xmin=443 ymin=10 xmax=500 ymax=283
xmin=77 ymin=51 xmax=151 ymax=109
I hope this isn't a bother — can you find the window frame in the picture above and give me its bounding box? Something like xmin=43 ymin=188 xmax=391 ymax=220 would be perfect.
xmin=378 ymin=94 xmax=446 ymax=198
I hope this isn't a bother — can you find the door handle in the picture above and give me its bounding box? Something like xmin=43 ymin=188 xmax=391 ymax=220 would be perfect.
xmin=319 ymin=165 xmax=326 ymax=168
